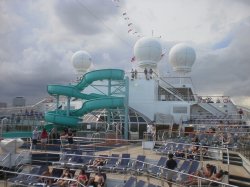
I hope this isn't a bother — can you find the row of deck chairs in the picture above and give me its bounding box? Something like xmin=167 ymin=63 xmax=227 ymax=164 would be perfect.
xmin=7 ymin=155 xmax=200 ymax=187
xmin=97 ymin=153 xmax=147 ymax=173
xmin=147 ymin=156 xmax=200 ymax=184
xmin=154 ymin=142 xmax=208 ymax=160
xmin=155 ymin=142 xmax=191 ymax=155
xmin=53 ymin=150 xmax=146 ymax=173
xmin=7 ymin=165 xmax=50 ymax=186
xmin=52 ymin=149 xmax=94 ymax=168
xmin=53 ymin=149 xmax=201 ymax=181
xmin=7 ymin=165 xmax=100 ymax=187
xmin=123 ymin=177 xmax=161 ymax=187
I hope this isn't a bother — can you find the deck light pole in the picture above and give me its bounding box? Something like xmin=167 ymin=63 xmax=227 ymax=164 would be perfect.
xmin=1 ymin=117 xmax=8 ymax=139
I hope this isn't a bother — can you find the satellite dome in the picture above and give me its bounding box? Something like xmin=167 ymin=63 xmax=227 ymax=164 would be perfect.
xmin=71 ymin=50 xmax=92 ymax=73
xmin=134 ymin=37 xmax=162 ymax=68
xmin=169 ymin=43 xmax=196 ymax=73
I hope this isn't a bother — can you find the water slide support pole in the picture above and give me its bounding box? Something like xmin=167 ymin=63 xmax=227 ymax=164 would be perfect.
xmin=67 ymin=97 xmax=70 ymax=116
xmin=124 ymin=76 xmax=129 ymax=139
xmin=56 ymin=95 xmax=59 ymax=114
xmin=107 ymin=79 xmax=111 ymax=127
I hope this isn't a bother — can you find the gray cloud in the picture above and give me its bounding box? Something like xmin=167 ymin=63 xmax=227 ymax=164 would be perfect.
xmin=54 ymin=0 xmax=124 ymax=35
xmin=192 ymin=17 xmax=250 ymax=100
xmin=1 ymin=0 xmax=250 ymax=108
xmin=0 ymin=0 xmax=127 ymax=106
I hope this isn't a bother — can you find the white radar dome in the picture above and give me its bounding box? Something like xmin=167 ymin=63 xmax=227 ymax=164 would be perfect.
xmin=169 ymin=43 xmax=196 ymax=73
xmin=71 ymin=50 xmax=92 ymax=73
xmin=134 ymin=37 xmax=162 ymax=68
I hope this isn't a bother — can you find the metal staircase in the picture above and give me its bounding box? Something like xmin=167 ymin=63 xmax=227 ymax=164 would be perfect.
xmin=158 ymin=77 xmax=186 ymax=101
xmin=198 ymin=102 xmax=227 ymax=116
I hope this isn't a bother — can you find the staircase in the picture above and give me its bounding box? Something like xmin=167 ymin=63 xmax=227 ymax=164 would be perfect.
xmin=158 ymin=78 xmax=185 ymax=101
xmin=229 ymin=175 xmax=250 ymax=187
xmin=223 ymin=152 xmax=250 ymax=187
xmin=198 ymin=103 xmax=226 ymax=117
xmin=223 ymin=152 xmax=243 ymax=166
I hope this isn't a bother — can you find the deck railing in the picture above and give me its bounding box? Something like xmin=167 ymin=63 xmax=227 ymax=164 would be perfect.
xmin=1 ymin=148 xmax=237 ymax=187
xmin=0 ymin=169 xmax=85 ymax=187
xmin=1 ymin=135 xmax=246 ymax=187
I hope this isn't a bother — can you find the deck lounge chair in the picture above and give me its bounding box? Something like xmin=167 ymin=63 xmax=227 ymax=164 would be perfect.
xmin=113 ymin=153 xmax=131 ymax=172
xmin=178 ymin=160 xmax=200 ymax=182
xmin=52 ymin=149 xmax=74 ymax=166
xmin=173 ymin=160 xmax=191 ymax=181
xmin=157 ymin=143 xmax=174 ymax=154
xmin=173 ymin=143 xmax=184 ymax=152
xmin=8 ymin=166 xmax=41 ymax=184
xmin=88 ymin=154 xmax=109 ymax=171
xmin=148 ymin=183 xmax=161 ymax=187
xmin=147 ymin=156 xmax=167 ymax=176
xmin=101 ymin=154 xmax=119 ymax=172
xmin=83 ymin=152 xmax=95 ymax=165
xmin=136 ymin=180 xmax=146 ymax=187
xmin=50 ymin=168 xmax=64 ymax=183
xmin=68 ymin=151 xmax=94 ymax=168
xmin=21 ymin=165 xmax=49 ymax=185
xmin=66 ymin=150 xmax=84 ymax=168
xmin=123 ymin=176 xmax=136 ymax=187
xmin=131 ymin=155 xmax=146 ymax=173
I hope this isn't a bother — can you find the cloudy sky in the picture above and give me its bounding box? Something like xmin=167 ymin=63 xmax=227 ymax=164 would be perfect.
xmin=0 ymin=0 xmax=250 ymax=107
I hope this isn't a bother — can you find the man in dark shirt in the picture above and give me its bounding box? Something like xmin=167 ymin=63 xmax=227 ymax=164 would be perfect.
xmin=166 ymin=153 xmax=177 ymax=187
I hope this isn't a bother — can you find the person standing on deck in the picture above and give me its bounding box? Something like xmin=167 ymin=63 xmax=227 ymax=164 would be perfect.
xmin=131 ymin=69 xmax=135 ymax=80
xmin=49 ymin=128 xmax=58 ymax=145
xmin=166 ymin=153 xmax=177 ymax=187
xmin=151 ymin=124 xmax=156 ymax=141
xmin=40 ymin=128 xmax=48 ymax=151
xmin=32 ymin=127 xmax=39 ymax=150
xmin=147 ymin=123 xmax=153 ymax=140
xmin=67 ymin=128 xmax=74 ymax=149
xmin=144 ymin=68 xmax=148 ymax=80
xmin=134 ymin=69 xmax=138 ymax=79
xmin=149 ymin=68 xmax=153 ymax=79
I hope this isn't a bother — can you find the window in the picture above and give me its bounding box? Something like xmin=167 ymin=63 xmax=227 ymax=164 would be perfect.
xmin=173 ymin=106 xmax=187 ymax=114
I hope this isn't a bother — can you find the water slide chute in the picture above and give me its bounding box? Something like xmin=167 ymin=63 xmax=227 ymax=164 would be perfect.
xmin=45 ymin=69 xmax=125 ymax=126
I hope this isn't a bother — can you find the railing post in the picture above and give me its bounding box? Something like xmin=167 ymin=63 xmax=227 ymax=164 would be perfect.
xmin=124 ymin=76 xmax=129 ymax=140
xmin=160 ymin=167 xmax=164 ymax=187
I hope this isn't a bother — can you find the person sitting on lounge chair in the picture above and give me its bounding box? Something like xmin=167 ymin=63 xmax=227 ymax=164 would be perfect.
xmin=87 ymin=171 xmax=105 ymax=187
xmin=53 ymin=168 xmax=73 ymax=187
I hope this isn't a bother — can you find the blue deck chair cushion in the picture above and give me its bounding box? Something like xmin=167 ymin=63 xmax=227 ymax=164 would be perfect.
xmin=136 ymin=180 xmax=146 ymax=187
xmin=123 ymin=177 xmax=136 ymax=187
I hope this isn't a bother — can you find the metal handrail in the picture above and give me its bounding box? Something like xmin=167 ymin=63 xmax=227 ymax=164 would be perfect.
xmin=0 ymin=152 xmax=10 ymax=162
xmin=14 ymin=151 xmax=27 ymax=167
xmin=0 ymin=152 xmax=11 ymax=168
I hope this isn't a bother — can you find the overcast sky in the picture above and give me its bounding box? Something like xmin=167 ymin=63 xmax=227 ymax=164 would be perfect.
xmin=0 ymin=0 xmax=250 ymax=108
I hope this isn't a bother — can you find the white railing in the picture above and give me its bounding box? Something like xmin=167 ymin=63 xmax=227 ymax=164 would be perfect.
xmin=14 ymin=151 xmax=25 ymax=166
xmin=0 ymin=153 xmax=11 ymax=168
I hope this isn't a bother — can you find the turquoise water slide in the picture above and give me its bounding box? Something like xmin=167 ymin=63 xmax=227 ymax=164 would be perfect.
xmin=45 ymin=69 xmax=125 ymax=126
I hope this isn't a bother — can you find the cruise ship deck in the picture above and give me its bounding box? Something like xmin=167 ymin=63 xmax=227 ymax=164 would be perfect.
xmin=0 ymin=128 xmax=250 ymax=187
xmin=1 ymin=37 xmax=250 ymax=187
